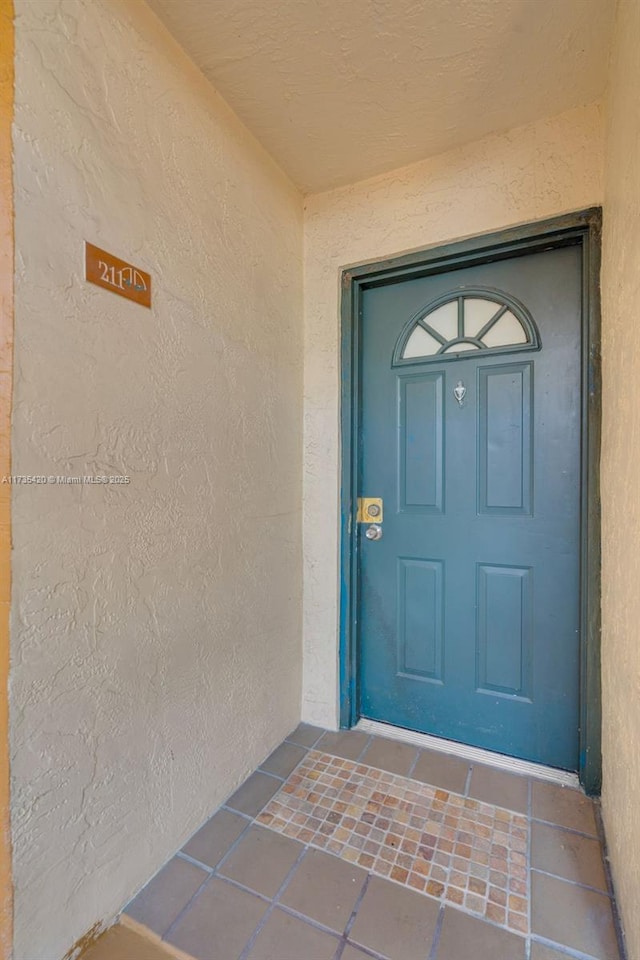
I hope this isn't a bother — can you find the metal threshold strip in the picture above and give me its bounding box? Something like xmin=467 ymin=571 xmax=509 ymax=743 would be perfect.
xmin=355 ymin=719 xmax=580 ymax=789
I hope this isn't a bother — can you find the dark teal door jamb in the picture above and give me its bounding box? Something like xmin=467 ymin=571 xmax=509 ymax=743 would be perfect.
xmin=338 ymin=209 xmax=602 ymax=795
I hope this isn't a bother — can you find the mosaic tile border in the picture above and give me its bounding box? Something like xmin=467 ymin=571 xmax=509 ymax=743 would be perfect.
xmin=257 ymin=749 xmax=530 ymax=935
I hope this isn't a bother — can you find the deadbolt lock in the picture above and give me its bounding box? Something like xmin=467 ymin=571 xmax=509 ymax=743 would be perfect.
xmin=357 ymin=498 xmax=383 ymax=523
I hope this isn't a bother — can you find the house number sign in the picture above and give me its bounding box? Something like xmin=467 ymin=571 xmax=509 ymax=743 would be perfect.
xmin=85 ymin=242 xmax=151 ymax=308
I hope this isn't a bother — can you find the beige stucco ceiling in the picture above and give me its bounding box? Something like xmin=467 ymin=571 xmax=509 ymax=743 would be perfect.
xmin=147 ymin=0 xmax=615 ymax=194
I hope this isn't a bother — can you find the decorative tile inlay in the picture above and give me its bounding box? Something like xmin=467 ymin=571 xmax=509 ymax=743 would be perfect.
xmin=257 ymin=750 xmax=530 ymax=935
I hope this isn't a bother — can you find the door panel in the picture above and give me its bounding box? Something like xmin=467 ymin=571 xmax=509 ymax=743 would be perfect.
xmin=357 ymin=244 xmax=582 ymax=770
xmin=397 ymin=557 xmax=444 ymax=683
xmin=477 ymin=363 xmax=532 ymax=515
xmin=476 ymin=563 xmax=532 ymax=699
xmin=399 ymin=373 xmax=445 ymax=513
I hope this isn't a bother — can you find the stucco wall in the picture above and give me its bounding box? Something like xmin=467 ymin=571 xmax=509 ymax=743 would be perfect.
xmin=302 ymin=102 xmax=605 ymax=728
xmin=0 ymin=2 xmax=14 ymax=956
xmin=10 ymin=2 xmax=303 ymax=958
xmin=600 ymin=1 xmax=640 ymax=956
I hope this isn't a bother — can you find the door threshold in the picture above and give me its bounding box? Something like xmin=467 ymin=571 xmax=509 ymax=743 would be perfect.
xmin=355 ymin=719 xmax=580 ymax=789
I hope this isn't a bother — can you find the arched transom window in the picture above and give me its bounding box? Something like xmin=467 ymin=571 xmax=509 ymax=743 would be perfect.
xmin=392 ymin=288 xmax=540 ymax=365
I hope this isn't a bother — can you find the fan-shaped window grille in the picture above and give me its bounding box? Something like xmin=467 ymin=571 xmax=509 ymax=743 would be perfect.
xmin=392 ymin=288 xmax=540 ymax=365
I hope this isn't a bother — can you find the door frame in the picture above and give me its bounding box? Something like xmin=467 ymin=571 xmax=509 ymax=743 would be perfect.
xmin=339 ymin=209 xmax=603 ymax=794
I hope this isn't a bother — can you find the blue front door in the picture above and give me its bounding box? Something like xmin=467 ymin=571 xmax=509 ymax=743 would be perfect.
xmin=357 ymin=244 xmax=582 ymax=770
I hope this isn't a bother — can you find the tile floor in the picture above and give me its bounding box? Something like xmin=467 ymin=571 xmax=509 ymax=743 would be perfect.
xmin=257 ymin=749 xmax=529 ymax=933
xmin=122 ymin=725 xmax=625 ymax=960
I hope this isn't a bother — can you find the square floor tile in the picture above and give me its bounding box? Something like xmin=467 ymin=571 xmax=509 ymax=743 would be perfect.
xmin=124 ymin=857 xmax=207 ymax=936
xmin=360 ymin=736 xmax=418 ymax=776
xmin=530 ymin=943 xmax=576 ymax=960
xmin=435 ymin=907 xmax=526 ymax=959
xmin=246 ymin=908 xmax=338 ymax=960
xmin=218 ymin=825 xmax=303 ymax=897
xmin=316 ymin=730 xmax=370 ymax=760
xmin=349 ymin=876 xmax=439 ymax=960
xmin=531 ymin=821 xmax=607 ymax=891
xmin=227 ymin=771 xmax=282 ymax=817
xmin=341 ymin=946 xmax=374 ymax=960
xmin=181 ymin=808 xmax=248 ymax=869
xmin=532 ymin=782 xmax=598 ymax=836
xmin=261 ymin=742 xmax=308 ymax=778
xmin=287 ymin=723 xmax=324 ymax=748
xmin=531 ymin=872 xmax=619 ymax=958
xmin=280 ymin=848 xmax=367 ymax=932
xmin=412 ymin=749 xmax=469 ymax=793
xmin=165 ymin=877 xmax=266 ymax=960
xmin=468 ymin=764 xmax=529 ymax=814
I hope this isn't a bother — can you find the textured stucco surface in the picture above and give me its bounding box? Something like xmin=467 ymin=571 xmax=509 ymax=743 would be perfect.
xmin=600 ymin=1 xmax=640 ymax=956
xmin=302 ymin=102 xmax=604 ymax=729
xmin=146 ymin=0 xmax=615 ymax=193
xmin=0 ymin=1 xmax=14 ymax=956
xmin=10 ymin=2 xmax=303 ymax=958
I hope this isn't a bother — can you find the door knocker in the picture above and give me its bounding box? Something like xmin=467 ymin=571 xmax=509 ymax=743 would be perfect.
xmin=454 ymin=380 xmax=466 ymax=407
